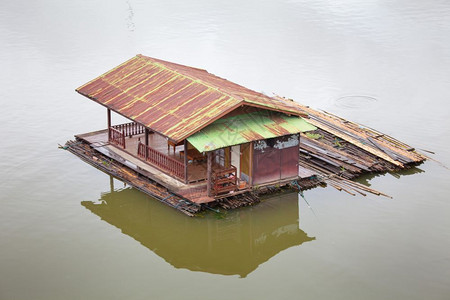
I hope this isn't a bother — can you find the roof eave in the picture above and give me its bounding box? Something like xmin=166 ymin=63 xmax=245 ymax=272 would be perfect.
xmin=75 ymin=90 xmax=176 ymax=142
xmin=243 ymin=101 xmax=309 ymax=118
xmin=170 ymin=101 xmax=244 ymax=144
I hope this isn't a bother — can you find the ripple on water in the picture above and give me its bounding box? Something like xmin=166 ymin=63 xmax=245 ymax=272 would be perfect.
xmin=334 ymin=95 xmax=378 ymax=110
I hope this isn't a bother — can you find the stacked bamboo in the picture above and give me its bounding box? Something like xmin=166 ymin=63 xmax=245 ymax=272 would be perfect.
xmin=284 ymin=100 xmax=429 ymax=198
xmin=297 ymin=176 xmax=322 ymax=190
xmin=324 ymin=175 xmax=392 ymax=198
xmin=274 ymin=95 xmax=426 ymax=168
xmin=289 ymin=102 xmax=428 ymax=195
xmin=217 ymin=193 xmax=260 ymax=210
xmin=296 ymin=104 xmax=426 ymax=166
xmin=300 ymin=128 xmax=396 ymax=180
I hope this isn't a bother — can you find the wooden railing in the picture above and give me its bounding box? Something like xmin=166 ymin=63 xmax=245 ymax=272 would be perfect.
xmin=137 ymin=141 xmax=185 ymax=181
xmin=212 ymin=165 xmax=237 ymax=195
xmin=109 ymin=127 xmax=125 ymax=149
xmin=112 ymin=122 xmax=145 ymax=137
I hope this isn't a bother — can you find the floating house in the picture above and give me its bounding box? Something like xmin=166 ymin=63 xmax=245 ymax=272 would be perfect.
xmin=74 ymin=55 xmax=316 ymax=204
xmin=68 ymin=54 xmax=427 ymax=215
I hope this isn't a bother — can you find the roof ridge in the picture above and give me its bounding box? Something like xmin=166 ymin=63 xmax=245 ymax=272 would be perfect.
xmin=137 ymin=54 xmax=208 ymax=72
xmin=138 ymin=54 xmax=304 ymax=116
xmin=137 ymin=54 xmax=246 ymax=103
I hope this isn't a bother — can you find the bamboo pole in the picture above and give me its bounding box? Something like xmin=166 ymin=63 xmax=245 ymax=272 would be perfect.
xmin=306 ymin=118 xmax=404 ymax=167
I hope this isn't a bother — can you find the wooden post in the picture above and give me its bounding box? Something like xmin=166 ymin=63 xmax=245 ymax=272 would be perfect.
xmin=107 ymin=108 xmax=111 ymax=141
xmin=109 ymin=175 xmax=114 ymax=193
xmin=145 ymin=128 xmax=149 ymax=160
xmin=207 ymin=151 xmax=212 ymax=197
xmin=297 ymin=133 xmax=300 ymax=170
xmin=184 ymin=139 xmax=188 ymax=183
xmin=249 ymin=141 xmax=253 ymax=186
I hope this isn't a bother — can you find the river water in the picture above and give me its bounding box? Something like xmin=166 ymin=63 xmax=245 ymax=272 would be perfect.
xmin=1 ymin=1 xmax=450 ymax=299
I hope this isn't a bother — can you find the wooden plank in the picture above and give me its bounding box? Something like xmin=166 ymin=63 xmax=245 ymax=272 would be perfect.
xmin=306 ymin=106 xmax=426 ymax=163
xmin=306 ymin=118 xmax=404 ymax=167
xmin=367 ymin=137 xmax=414 ymax=164
xmin=298 ymin=165 xmax=317 ymax=179
xmin=300 ymin=134 xmax=373 ymax=171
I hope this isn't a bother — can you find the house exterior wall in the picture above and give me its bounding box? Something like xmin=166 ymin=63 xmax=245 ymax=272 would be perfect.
xmin=252 ymin=134 xmax=299 ymax=185
xmin=231 ymin=145 xmax=241 ymax=178
xmin=240 ymin=143 xmax=252 ymax=183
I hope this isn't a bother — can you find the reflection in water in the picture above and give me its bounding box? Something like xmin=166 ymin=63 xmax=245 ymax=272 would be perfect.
xmin=82 ymin=181 xmax=315 ymax=277
xmin=389 ymin=166 xmax=425 ymax=178
xmin=355 ymin=166 xmax=425 ymax=186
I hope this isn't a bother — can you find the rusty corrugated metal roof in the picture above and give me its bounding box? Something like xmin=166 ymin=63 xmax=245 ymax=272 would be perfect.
xmin=76 ymin=55 xmax=308 ymax=142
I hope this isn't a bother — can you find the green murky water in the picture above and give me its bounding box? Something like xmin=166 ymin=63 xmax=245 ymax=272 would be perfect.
xmin=1 ymin=1 xmax=450 ymax=299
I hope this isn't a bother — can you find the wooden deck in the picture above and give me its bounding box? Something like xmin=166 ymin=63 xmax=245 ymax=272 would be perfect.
xmin=77 ymin=129 xmax=218 ymax=181
xmin=75 ymin=129 xmax=232 ymax=204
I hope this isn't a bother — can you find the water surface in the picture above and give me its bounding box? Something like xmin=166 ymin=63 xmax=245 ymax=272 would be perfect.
xmin=1 ymin=0 xmax=450 ymax=299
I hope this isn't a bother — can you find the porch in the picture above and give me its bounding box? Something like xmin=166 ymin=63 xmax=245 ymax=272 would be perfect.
xmin=109 ymin=122 xmax=211 ymax=183
xmin=75 ymin=121 xmax=243 ymax=201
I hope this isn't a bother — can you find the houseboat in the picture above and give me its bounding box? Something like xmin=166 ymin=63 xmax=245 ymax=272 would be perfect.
xmin=72 ymin=55 xmax=316 ymax=207
xmin=66 ymin=54 xmax=427 ymax=215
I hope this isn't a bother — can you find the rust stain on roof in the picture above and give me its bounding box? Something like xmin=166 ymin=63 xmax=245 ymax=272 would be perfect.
xmin=76 ymin=55 xmax=308 ymax=142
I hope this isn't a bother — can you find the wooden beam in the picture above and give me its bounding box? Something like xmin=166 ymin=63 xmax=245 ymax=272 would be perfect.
xmin=296 ymin=133 xmax=300 ymax=170
xmin=207 ymin=151 xmax=212 ymax=197
xmin=107 ymin=109 xmax=111 ymax=128
xmin=184 ymin=139 xmax=188 ymax=184
xmin=145 ymin=128 xmax=149 ymax=160
xmin=249 ymin=141 xmax=253 ymax=186
xmin=107 ymin=108 xmax=111 ymax=141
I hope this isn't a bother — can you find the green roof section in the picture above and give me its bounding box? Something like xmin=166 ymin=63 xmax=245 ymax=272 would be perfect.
xmin=187 ymin=111 xmax=317 ymax=152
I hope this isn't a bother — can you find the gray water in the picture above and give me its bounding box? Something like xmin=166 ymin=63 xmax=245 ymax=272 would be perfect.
xmin=1 ymin=1 xmax=450 ymax=299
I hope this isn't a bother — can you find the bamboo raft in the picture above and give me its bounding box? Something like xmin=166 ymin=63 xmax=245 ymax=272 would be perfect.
xmin=64 ymin=141 xmax=201 ymax=217
xmin=63 ymin=140 xmax=261 ymax=216
xmin=290 ymin=101 xmax=427 ymax=197
xmin=63 ymin=102 xmax=427 ymax=216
